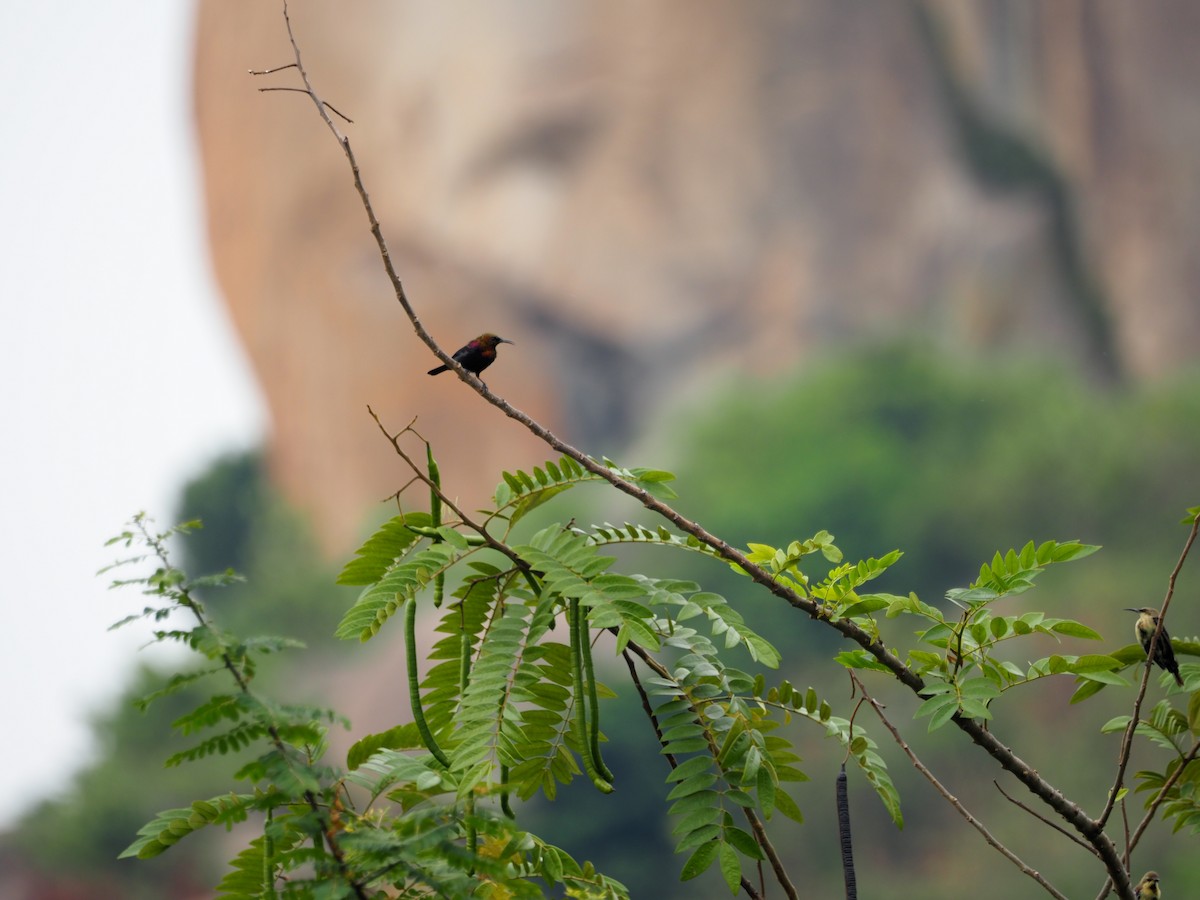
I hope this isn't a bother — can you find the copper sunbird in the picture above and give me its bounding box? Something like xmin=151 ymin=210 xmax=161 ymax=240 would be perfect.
xmin=1134 ymin=870 xmax=1161 ymax=899
xmin=1125 ymin=607 xmax=1184 ymax=687
xmin=427 ymin=333 xmax=513 ymax=380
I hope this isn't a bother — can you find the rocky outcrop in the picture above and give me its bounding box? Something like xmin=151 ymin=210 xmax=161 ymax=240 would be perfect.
xmin=194 ymin=0 xmax=1200 ymax=552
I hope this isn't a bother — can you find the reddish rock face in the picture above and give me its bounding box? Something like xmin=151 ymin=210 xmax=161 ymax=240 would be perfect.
xmin=194 ymin=0 xmax=1200 ymax=552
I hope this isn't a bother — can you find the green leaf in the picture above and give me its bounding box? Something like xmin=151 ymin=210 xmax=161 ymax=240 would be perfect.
xmin=927 ymin=698 xmax=958 ymax=732
xmin=914 ymin=692 xmax=956 ymax=722
xmin=1069 ymin=678 xmax=1108 ymax=704
xmin=724 ymin=825 xmax=764 ymax=861
xmin=772 ymin=788 xmax=804 ymax=823
xmin=346 ymin=723 xmax=421 ymax=770
xmin=680 ymin=840 xmax=720 ymax=881
xmin=718 ymin=841 xmax=741 ymax=894
xmin=121 ymin=795 xmax=255 ymax=859
xmin=666 ymin=756 xmax=715 ymax=783
xmin=337 ymin=513 xmax=432 ymax=586
xmin=840 ymin=596 xmax=890 ymax=617
xmin=834 ymin=650 xmax=894 ymax=673
xmin=671 ymin=804 xmax=722 ymax=838
xmin=1075 ymin=670 xmax=1130 ymax=686
xmin=744 ymin=634 xmax=781 ymax=668
xmin=628 ymin=467 xmax=679 ymax=500
xmin=335 ymin=544 xmax=457 ymax=641
xmin=1050 ymin=620 xmax=1103 ymax=641
xmin=666 ymin=773 xmax=719 ymax=801
xmin=1070 ymin=654 xmax=1122 ymax=673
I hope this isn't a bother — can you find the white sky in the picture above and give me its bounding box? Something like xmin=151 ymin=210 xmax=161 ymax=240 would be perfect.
xmin=0 ymin=3 xmax=264 ymax=825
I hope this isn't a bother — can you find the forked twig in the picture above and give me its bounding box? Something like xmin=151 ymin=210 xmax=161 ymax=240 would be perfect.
xmin=993 ymin=780 xmax=1098 ymax=857
xmin=851 ymin=674 xmax=1069 ymax=900
xmin=1096 ymin=515 xmax=1198 ymax=832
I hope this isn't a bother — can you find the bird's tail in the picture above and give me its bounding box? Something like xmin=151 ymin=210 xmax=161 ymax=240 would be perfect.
xmin=427 ymin=365 xmax=450 ymax=376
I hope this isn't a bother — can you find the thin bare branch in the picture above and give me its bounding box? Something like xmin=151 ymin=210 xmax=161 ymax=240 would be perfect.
xmin=365 ymin=407 xmax=530 ymax=575
xmin=256 ymin=85 xmax=355 ymax=122
xmin=1096 ymin=514 xmax=1198 ymax=832
xmin=853 ymin=675 xmax=1070 ymax=900
xmin=993 ymin=780 xmax=1099 ymax=857
xmin=248 ymin=62 xmax=297 ymax=76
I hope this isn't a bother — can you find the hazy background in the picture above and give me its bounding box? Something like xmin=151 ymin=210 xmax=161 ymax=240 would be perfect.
xmin=0 ymin=3 xmax=262 ymax=824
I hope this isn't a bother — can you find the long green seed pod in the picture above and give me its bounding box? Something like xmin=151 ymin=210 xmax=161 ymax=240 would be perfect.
xmin=569 ymin=598 xmax=613 ymax=793
xmin=427 ymin=444 xmax=445 ymax=608
xmin=578 ymin=612 xmax=614 ymax=783
xmin=458 ymin=628 xmax=471 ymax=701
xmin=405 ymin=597 xmax=451 ymax=767
xmin=499 ymin=764 xmax=515 ymax=819
xmin=407 ymin=524 xmax=487 ymax=545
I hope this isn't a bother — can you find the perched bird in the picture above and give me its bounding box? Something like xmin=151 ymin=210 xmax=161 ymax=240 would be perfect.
xmin=1134 ymin=870 xmax=1161 ymax=899
xmin=427 ymin=333 xmax=513 ymax=382
xmin=1126 ymin=607 xmax=1184 ymax=687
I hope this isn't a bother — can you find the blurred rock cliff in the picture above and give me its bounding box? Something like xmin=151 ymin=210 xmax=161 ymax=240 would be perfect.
xmin=194 ymin=0 xmax=1200 ymax=552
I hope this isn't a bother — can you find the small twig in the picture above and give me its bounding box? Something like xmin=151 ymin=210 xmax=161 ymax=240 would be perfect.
xmin=993 ymin=780 xmax=1098 ymax=857
xmin=853 ymin=674 xmax=1069 ymax=900
xmin=1120 ymin=800 xmax=1131 ymax=864
xmin=622 ymin=649 xmax=675 ymax=769
xmin=381 ymin=475 xmax=423 ymax=505
xmin=1096 ymin=515 xmax=1198 ymax=832
xmin=255 ymin=86 xmax=355 ymax=123
xmin=842 ymin=688 xmax=868 ymax=767
xmin=248 ymin=62 xmax=297 ymax=76
xmin=366 ymin=407 xmax=526 ymax=572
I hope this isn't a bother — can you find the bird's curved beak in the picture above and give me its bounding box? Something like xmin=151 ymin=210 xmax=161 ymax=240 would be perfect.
xmin=1124 ymin=607 xmax=1140 ymax=613
xmin=497 ymin=337 xmax=514 ymax=345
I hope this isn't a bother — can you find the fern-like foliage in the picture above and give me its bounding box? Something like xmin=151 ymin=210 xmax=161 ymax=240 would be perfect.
xmin=419 ymin=562 xmax=506 ymax=738
xmin=107 ymin=515 xmax=633 ymax=898
xmin=337 ymin=511 xmax=434 ymax=586
xmin=120 ymin=793 xmax=257 ymax=860
xmin=755 ymin=679 xmax=903 ymax=827
xmin=335 ymin=542 xmax=461 ymax=641
xmin=108 ymin=453 xmax=1174 ymax=899
xmin=489 ymin=456 xmax=677 ymax=529
xmin=453 ymin=599 xmax=538 ymax=793
xmin=949 ymin=539 xmax=1100 ymax=604
xmin=585 ymin=521 xmax=725 ymax=561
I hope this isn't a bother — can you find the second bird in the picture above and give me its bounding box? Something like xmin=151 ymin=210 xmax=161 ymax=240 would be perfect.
xmin=427 ymin=333 xmax=513 ymax=381
xmin=1126 ymin=607 xmax=1184 ymax=687
xmin=1135 ymin=870 xmax=1161 ymax=900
